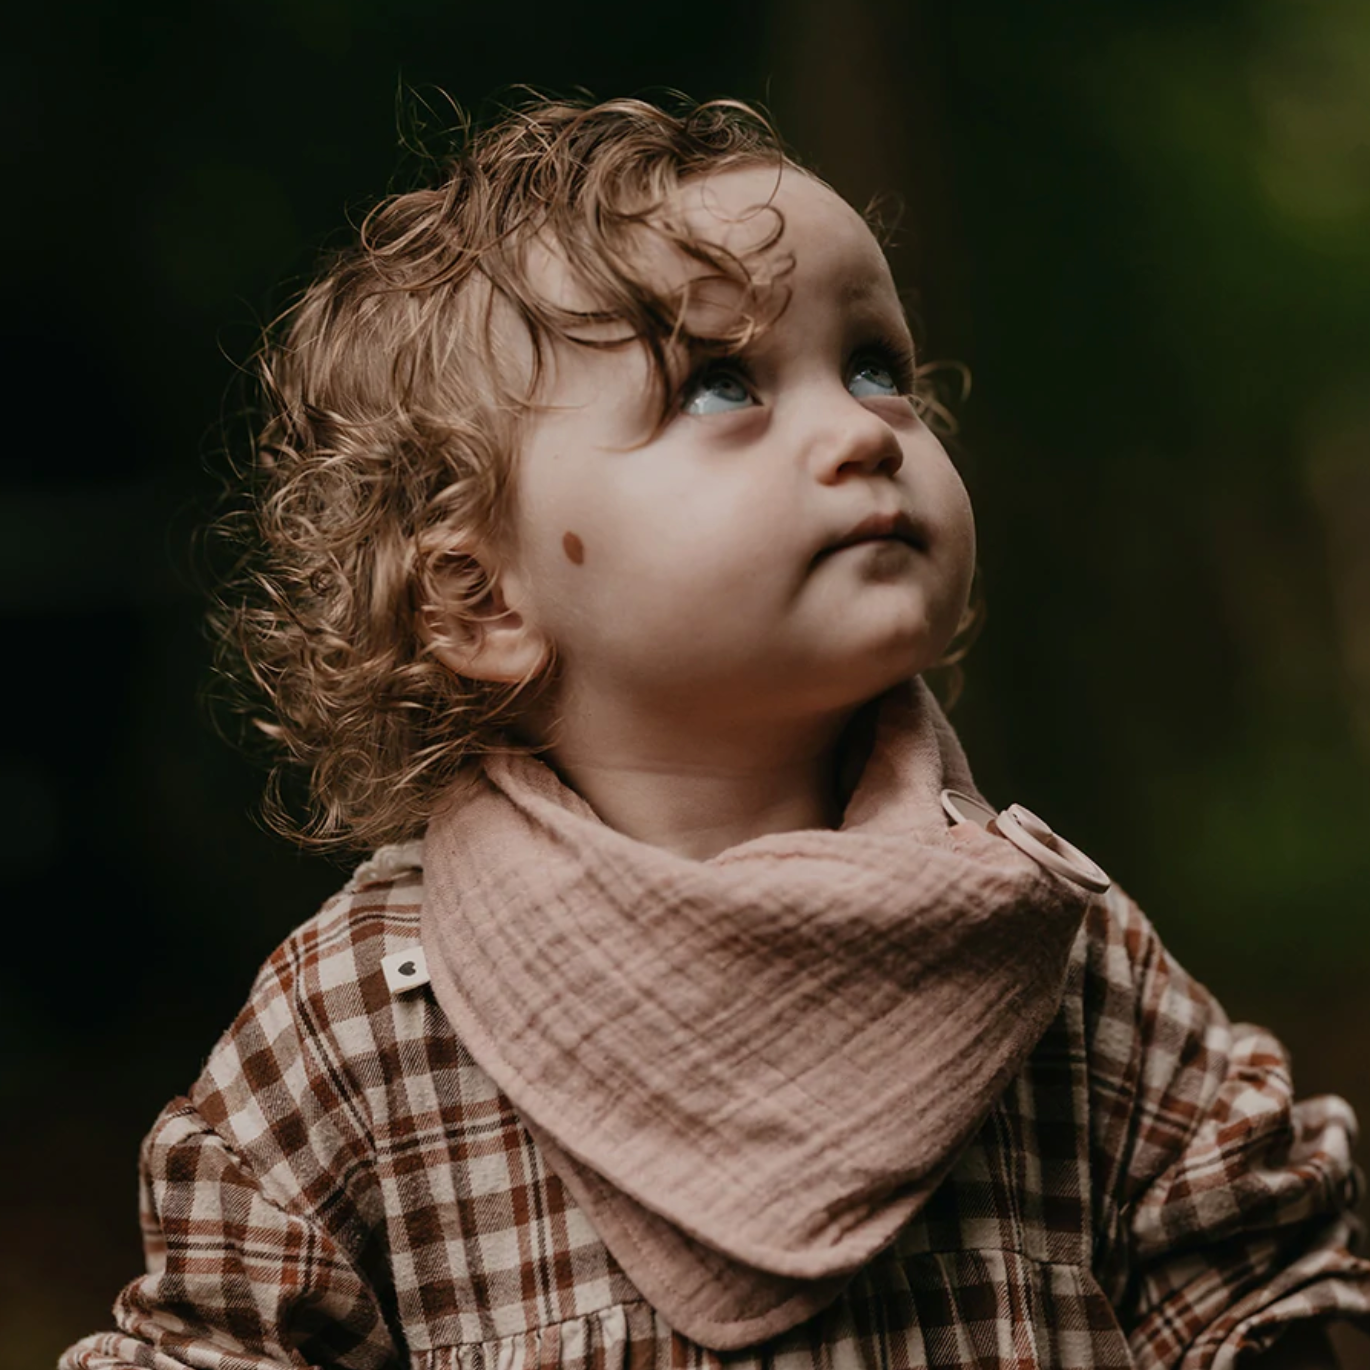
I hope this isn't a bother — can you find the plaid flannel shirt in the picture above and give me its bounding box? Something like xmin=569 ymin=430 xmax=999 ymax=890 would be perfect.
xmin=62 ymin=849 xmax=1370 ymax=1370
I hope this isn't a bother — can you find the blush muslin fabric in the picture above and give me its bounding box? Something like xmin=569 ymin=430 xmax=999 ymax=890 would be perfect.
xmin=420 ymin=678 xmax=1095 ymax=1351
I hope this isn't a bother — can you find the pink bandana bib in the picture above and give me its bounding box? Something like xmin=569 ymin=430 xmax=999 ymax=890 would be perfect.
xmin=421 ymin=679 xmax=1094 ymax=1348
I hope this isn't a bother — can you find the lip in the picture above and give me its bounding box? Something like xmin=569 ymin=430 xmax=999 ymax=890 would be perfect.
xmin=821 ymin=510 xmax=927 ymax=558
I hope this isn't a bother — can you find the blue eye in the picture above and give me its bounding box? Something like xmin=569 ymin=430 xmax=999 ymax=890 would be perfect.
xmin=682 ymin=366 xmax=754 ymax=416
xmin=849 ymin=357 xmax=901 ymax=399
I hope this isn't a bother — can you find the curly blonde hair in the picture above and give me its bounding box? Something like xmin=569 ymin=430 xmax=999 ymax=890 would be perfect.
xmin=212 ymin=91 xmax=976 ymax=853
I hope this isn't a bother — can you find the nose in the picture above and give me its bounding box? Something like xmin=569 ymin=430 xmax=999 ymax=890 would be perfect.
xmin=810 ymin=389 xmax=905 ymax=483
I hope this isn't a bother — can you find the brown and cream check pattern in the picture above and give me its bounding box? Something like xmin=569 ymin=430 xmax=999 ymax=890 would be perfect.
xmin=62 ymin=853 xmax=1370 ymax=1369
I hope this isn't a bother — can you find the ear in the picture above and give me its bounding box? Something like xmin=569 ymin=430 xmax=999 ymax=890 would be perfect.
xmin=424 ymin=559 xmax=550 ymax=685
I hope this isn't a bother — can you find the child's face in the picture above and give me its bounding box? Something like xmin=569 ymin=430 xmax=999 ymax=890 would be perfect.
xmin=501 ymin=165 xmax=977 ymax=734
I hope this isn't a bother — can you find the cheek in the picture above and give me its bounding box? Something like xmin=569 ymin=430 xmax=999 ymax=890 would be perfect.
xmin=940 ymin=477 xmax=978 ymax=619
xmin=958 ymin=473 xmax=977 ymax=556
xmin=921 ymin=439 xmax=976 ymax=559
xmin=950 ymin=474 xmax=976 ymax=564
xmin=515 ymin=456 xmax=600 ymax=570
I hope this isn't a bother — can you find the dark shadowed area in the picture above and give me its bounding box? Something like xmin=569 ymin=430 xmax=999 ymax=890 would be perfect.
xmin=4 ymin=1 xmax=1368 ymax=1365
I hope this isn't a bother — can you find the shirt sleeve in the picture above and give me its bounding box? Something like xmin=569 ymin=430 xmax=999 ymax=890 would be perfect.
xmin=1086 ymin=886 xmax=1370 ymax=1368
xmin=59 ymin=1098 xmax=399 ymax=1370
xmin=58 ymin=904 xmax=405 ymax=1370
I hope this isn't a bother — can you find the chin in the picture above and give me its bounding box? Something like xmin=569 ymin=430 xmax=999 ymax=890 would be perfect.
xmin=808 ymin=650 xmax=931 ymax=719
xmin=872 ymin=624 xmax=945 ymax=683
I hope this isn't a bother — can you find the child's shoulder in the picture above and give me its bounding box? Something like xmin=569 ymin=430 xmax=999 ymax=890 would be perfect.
xmin=1083 ymin=879 xmax=1157 ymax=958
xmin=185 ymin=843 xmax=432 ymax=1141
xmin=249 ymin=840 xmax=428 ymax=1005
xmin=1074 ymin=879 xmax=1209 ymax=1047
xmin=129 ymin=845 xmax=436 ymax=1295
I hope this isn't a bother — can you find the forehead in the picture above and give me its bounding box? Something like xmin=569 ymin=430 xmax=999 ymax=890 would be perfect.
xmin=523 ymin=163 xmax=899 ymax=329
xmin=676 ymin=163 xmax=892 ymax=290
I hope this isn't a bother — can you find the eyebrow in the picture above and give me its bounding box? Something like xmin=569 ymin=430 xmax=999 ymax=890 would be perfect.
xmin=832 ymin=274 xmax=913 ymax=331
xmin=837 ymin=276 xmax=885 ymax=306
xmin=841 ymin=285 xmax=917 ymax=348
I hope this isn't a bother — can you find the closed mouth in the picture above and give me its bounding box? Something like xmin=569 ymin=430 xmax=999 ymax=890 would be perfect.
xmin=822 ymin=511 xmax=927 ymax=558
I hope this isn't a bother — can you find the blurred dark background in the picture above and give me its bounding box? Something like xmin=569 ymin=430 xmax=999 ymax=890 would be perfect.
xmin=4 ymin=1 xmax=1368 ymax=1365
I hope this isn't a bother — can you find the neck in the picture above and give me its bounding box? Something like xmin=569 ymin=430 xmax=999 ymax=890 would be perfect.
xmin=532 ymin=694 xmax=878 ymax=862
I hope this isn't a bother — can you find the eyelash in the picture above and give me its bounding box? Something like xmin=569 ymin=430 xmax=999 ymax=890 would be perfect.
xmin=683 ymin=335 xmax=919 ymax=406
xmin=855 ymin=335 xmax=919 ymax=395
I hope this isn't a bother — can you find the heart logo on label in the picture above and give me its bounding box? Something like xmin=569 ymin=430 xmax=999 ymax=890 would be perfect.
xmin=398 ymin=960 xmax=416 ymax=977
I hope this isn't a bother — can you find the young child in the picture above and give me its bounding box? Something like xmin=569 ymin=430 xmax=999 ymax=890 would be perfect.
xmin=63 ymin=94 xmax=1370 ymax=1370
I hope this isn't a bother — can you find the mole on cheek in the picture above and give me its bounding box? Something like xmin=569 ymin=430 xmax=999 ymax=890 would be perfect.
xmin=562 ymin=531 xmax=586 ymax=566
